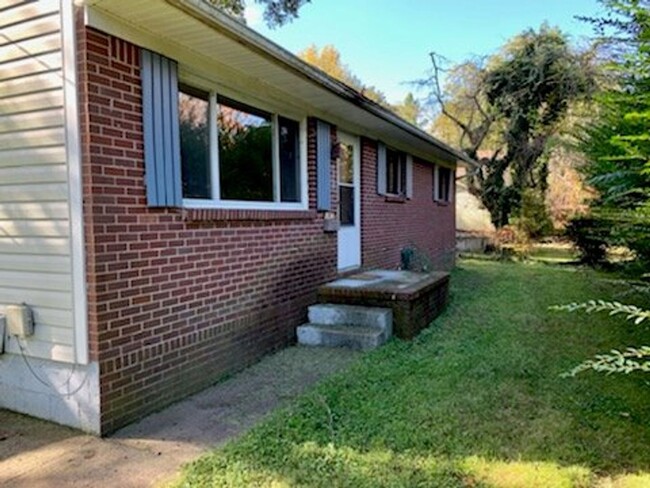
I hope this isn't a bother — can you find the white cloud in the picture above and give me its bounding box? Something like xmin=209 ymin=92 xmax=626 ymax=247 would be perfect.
xmin=244 ymin=3 xmax=263 ymax=28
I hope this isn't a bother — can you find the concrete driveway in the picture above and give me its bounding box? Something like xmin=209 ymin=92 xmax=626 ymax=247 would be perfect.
xmin=0 ymin=346 xmax=359 ymax=488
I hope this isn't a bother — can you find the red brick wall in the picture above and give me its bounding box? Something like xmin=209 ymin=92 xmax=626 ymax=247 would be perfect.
xmin=77 ymin=24 xmax=455 ymax=434
xmin=360 ymin=138 xmax=456 ymax=271
xmin=77 ymin=25 xmax=338 ymax=434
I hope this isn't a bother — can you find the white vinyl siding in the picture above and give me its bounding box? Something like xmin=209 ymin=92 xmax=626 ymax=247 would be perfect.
xmin=0 ymin=1 xmax=78 ymax=363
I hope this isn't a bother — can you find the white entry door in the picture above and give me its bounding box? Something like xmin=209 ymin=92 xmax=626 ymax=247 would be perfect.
xmin=337 ymin=132 xmax=361 ymax=271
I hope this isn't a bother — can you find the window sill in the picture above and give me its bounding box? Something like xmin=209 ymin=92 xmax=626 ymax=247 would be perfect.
xmin=182 ymin=208 xmax=317 ymax=222
xmin=434 ymin=199 xmax=452 ymax=206
xmin=384 ymin=195 xmax=407 ymax=204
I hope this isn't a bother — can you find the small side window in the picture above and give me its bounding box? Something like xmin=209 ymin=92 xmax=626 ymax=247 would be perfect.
xmin=386 ymin=148 xmax=406 ymax=196
xmin=433 ymin=165 xmax=453 ymax=202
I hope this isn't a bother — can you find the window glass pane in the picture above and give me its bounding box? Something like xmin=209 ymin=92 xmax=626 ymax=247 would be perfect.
xmin=339 ymin=143 xmax=354 ymax=185
xmin=179 ymin=86 xmax=210 ymax=199
xmin=432 ymin=166 xmax=437 ymax=200
xmin=386 ymin=149 xmax=397 ymax=194
xmin=438 ymin=167 xmax=451 ymax=201
xmin=218 ymin=97 xmax=273 ymax=202
xmin=340 ymin=186 xmax=354 ymax=225
xmin=279 ymin=116 xmax=301 ymax=203
xmin=386 ymin=149 xmax=404 ymax=195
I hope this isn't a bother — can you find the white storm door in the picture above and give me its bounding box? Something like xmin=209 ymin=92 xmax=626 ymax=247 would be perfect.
xmin=337 ymin=132 xmax=361 ymax=271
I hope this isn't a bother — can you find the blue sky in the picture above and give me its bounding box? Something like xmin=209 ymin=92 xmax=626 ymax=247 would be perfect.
xmin=246 ymin=0 xmax=605 ymax=104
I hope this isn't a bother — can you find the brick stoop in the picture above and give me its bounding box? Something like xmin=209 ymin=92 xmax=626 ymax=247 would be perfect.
xmin=297 ymin=304 xmax=392 ymax=350
xmin=317 ymin=271 xmax=450 ymax=339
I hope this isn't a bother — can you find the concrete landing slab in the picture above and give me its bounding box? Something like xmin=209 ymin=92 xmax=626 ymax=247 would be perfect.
xmin=322 ymin=269 xmax=449 ymax=298
xmin=326 ymin=269 xmax=429 ymax=290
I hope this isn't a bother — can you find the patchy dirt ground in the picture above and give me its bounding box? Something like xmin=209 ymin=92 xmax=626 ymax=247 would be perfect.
xmin=0 ymin=346 xmax=360 ymax=488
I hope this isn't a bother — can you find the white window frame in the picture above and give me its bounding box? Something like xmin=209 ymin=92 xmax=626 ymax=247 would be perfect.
xmin=181 ymin=88 xmax=308 ymax=211
xmin=434 ymin=165 xmax=454 ymax=203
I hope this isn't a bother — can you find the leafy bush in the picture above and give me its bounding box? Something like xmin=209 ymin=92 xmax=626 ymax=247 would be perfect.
xmin=566 ymin=210 xmax=650 ymax=266
xmin=485 ymin=226 xmax=519 ymax=259
xmin=510 ymin=189 xmax=554 ymax=240
xmin=565 ymin=215 xmax=609 ymax=264
xmin=612 ymin=207 xmax=650 ymax=264
xmin=400 ymin=245 xmax=434 ymax=272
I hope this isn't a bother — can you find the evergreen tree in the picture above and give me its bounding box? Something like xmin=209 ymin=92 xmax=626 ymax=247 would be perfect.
xmin=572 ymin=0 xmax=650 ymax=263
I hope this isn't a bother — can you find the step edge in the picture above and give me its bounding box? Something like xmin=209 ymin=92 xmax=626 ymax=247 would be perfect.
xmin=298 ymin=323 xmax=385 ymax=336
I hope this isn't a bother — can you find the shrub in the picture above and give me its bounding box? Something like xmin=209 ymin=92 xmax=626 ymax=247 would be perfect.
xmin=510 ymin=189 xmax=554 ymax=240
xmin=565 ymin=216 xmax=609 ymax=264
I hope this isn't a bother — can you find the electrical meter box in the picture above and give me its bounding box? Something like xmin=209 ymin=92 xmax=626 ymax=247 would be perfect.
xmin=6 ymin=304 xmax=34 ymax=337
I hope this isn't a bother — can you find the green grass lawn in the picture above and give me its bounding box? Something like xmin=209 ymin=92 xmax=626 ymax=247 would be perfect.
xmin=175 ymin=260 xmax=650 ymax=488
xmin=527 ymin=243 xmax=579 ymax=263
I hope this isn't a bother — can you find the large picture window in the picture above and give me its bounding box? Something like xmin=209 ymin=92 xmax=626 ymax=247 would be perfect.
xmin=179 ymin=84 xmax=305 ymax=208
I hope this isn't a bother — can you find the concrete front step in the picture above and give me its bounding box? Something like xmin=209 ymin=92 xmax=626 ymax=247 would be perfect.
xmin=308 ymin=304 xmax=393 ymax=335
xmin=297 ymin=323 xmax=387 ymax=351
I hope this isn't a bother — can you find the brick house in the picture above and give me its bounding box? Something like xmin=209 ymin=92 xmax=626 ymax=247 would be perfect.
xmin=0 ymin=0 xmax=468 ymax=435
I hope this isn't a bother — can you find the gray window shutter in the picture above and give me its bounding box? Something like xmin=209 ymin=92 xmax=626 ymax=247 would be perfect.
xmin=450 ymin=169 xmax=456 ymax=202
xmin=406 ymin=154 xmax=413 ymax=199
xmin=316 ymin=120 xmax=331 ymax=211
xmin=432 ymin=165 xmax=437 ymax=201
xmin=377 ymin=142 xmax=387 ymax=195
xmin=141 ymin=49 xmax=182 ymax=207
